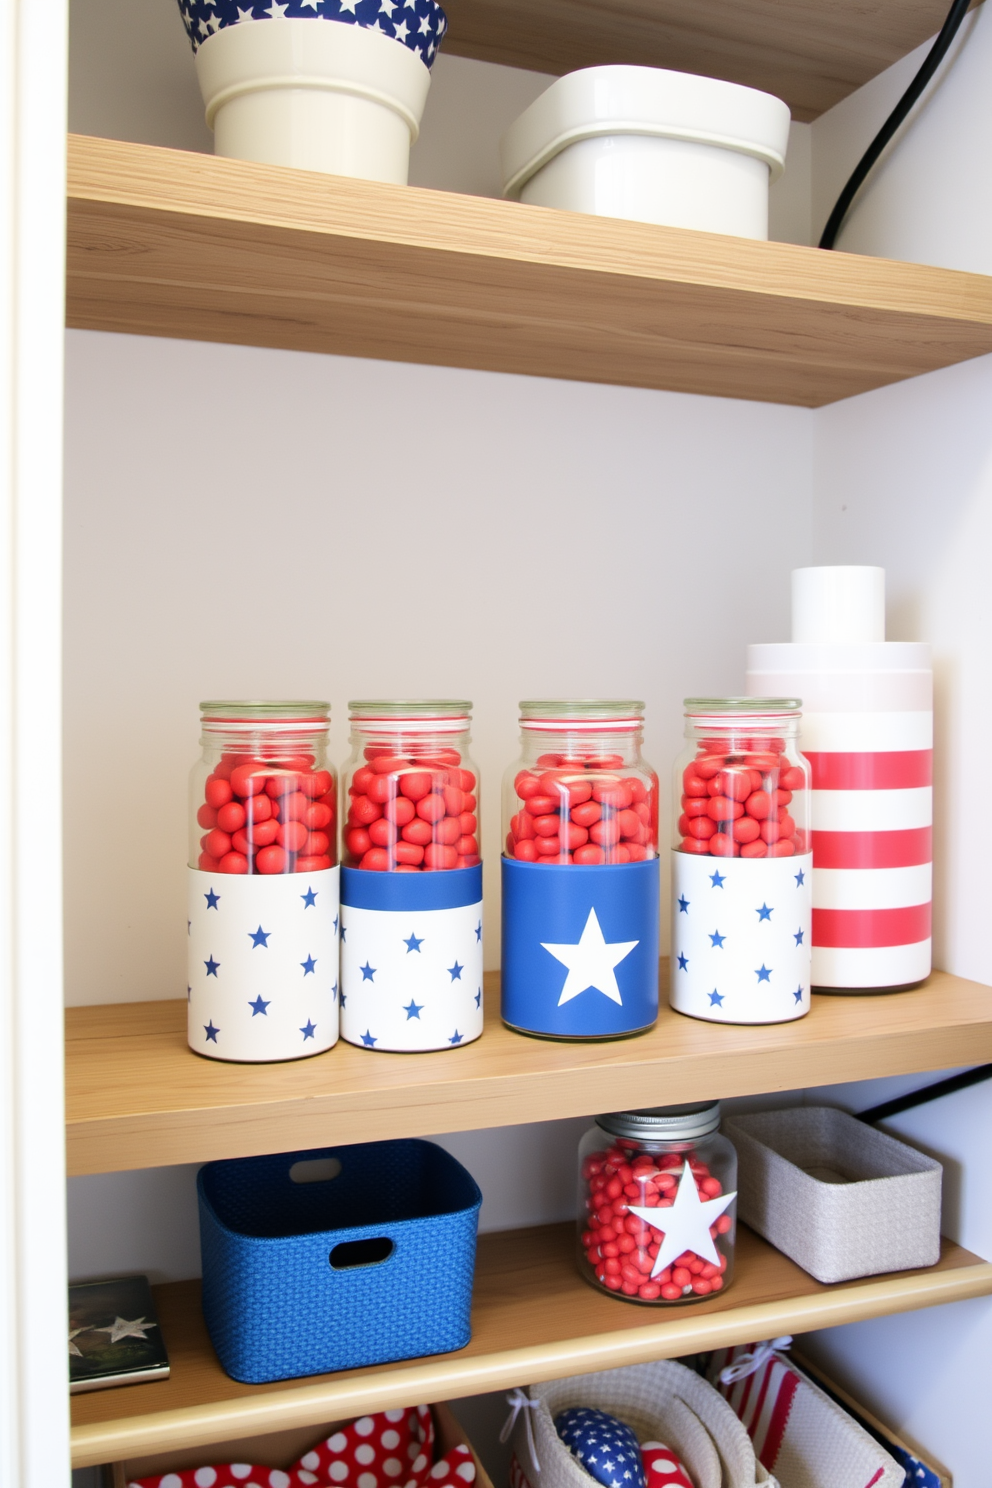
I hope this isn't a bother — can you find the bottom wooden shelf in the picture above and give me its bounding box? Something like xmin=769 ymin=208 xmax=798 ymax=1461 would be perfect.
xmin=71 ymin=1222 xmax=992 ymax=1469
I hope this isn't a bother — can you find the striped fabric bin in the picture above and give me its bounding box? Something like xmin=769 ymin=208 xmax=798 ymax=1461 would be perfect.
xmin=747 ymin=642 xmax=932 ymax=990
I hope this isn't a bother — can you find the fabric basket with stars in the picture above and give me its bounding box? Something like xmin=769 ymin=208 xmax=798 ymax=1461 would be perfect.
xmin=709 ymin=1345 xmax=905 ymax=1488
xmin=188 ymin=867 xmax=339 ymax=1062
xmin=177 ymin=0 xmax=448 ymax=70
xmin=127 ymin=1402 xmax=484 ymax=1488
xmin=197 ymin=1139 xmax=481 ymax=1383
xmin=507 ymin=1361 xmax=778 ymax=1488
xmin=340 ymin=865 xmax=484 ymax=1052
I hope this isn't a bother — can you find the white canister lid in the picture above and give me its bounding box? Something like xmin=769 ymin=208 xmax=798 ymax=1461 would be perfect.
xmin=500 ymin=65 xmax=791 ymax=201
xmin=792 ymin=566 xmax=886 ymax=644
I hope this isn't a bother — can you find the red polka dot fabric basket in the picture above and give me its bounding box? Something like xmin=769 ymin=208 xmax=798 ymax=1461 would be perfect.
xmin=128 ymin=1403 xmax=482 ymax=1488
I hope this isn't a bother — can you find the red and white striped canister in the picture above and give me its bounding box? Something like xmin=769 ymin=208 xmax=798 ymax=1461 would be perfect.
xmin=747 ymin=567 xmax=932 ymax=991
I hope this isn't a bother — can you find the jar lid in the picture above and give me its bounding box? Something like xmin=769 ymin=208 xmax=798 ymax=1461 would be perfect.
xmin=520 ymin=700 xmax=644 ymax=731
xmin=200 ymin=700 xmax=329 ymax=721
xmin=349 ymin=700 xmax=471 ymax=717
xmin=596 ymin=1102 xmax=721 ymax=1140
xmin=684 ymin=697 xmax=800 ymax=717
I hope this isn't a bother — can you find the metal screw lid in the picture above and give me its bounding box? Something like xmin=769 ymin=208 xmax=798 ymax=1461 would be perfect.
xmin=596 ymin=1101 xmax=721 ymax=1141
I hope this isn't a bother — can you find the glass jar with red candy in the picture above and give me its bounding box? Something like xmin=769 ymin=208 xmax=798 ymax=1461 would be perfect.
xmin=670 ymin=698 xmax=813 ymax=1025
xmin=501 ymin=701 xmax=660 ymax=1039
xmin=578 ymin=1103 xmax=737 ymax=1304
xmin=340 ymin=702 xmax=484 ymax=1052
xmin=187 ymin=702 xmax=339 ymax=1063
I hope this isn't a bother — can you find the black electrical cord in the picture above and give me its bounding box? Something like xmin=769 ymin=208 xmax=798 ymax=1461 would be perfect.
xmin=819 ymin=0 xmax=973 ymax=250
xmin=858 ymin=1063 xmax=992 ymax=1124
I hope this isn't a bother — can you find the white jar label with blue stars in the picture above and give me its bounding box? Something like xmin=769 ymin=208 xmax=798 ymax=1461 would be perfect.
xmin=340 ymin=865 xmax=483 ymax=1051
xmin=669 ymin=851 xmax=812 ymax=1024
xmin=187 ymin=866 xmax=339 ymax=1061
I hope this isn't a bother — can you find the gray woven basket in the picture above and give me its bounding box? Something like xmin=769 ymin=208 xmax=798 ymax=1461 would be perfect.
xmin=724 ymin=1106 xmax=942 ymax=1284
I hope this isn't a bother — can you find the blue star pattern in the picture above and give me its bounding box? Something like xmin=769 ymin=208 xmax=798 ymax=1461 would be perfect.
xmin=670 ymin=849 xmax=812 ymax=1024
xmin=449 ymin=1030 xmax=463 ymax=1044
xmin=176 ymin=0 xmax=448 ymax=68
xmin=361 ymin=1029 xmax=377 ymax=1047
xmin=188 ymin=863 xmax=339 ymax=1060
xmin=340 ymin=873 xmax=483 ymax=1051
xmin=554 ymin=1408 xmax=646 ymax=1488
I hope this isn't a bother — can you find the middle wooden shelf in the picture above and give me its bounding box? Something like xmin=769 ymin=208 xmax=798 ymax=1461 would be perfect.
xmin=70 ymin=1220 xmax=992 ymax=1469
xmin=66 ymin=966 xmax=992 ymax=1176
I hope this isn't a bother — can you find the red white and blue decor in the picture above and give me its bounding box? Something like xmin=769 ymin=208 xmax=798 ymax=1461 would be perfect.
xmin=501 ymin=859 xmax=659 ymax=1038
xmin=187 ymin=865 xmax=339 ymax=1061
xmin=669 ymin=854 xmax=812 ymax=1024
xmin=554 ymin=1408 xmax=645 ymax=1488
xmin=176 ymin=0 xmax=448 ymax=68
xmin=340 ymin=864 xmax=483 ymax=1051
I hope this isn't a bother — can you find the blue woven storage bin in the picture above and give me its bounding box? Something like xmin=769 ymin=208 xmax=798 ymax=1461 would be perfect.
xmin=198 ymin=1138 xmax=482 ymax=1384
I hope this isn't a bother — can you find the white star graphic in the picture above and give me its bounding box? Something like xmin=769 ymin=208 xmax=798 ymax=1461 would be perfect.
xmin=93 ymin=1314 xmax=159 ymax=1344
xmin=404 ymin=0 xmax=417 ymax=8
xmin=380 ymin=0 xmax=397 ymax=12
xmin=265 ymin=0 xmax=289 ymax=14
xmin=207 ymin=16 xmax=221 ymax=31
xmin=393 ymin=18 xmax=409 ymax=39
xmin=542 ymin=907 xmax=638 ymax=1007
xmin=236 ymin=6 xmax=255 ymax=19
xmin=339 ymin=0 xmax=359 ymax=11
xmin=197 ymin=17 xmax=209 ymax=35
xmin=628 ymin=1164 xmax=736 ymax=1279
xmin=300 ymin=0 xmax=321 ymax=7
xmin=417 ymin=12 xmax=431 ymax=31
xmin=68 ymin=1326 xmax=90 ymax=1357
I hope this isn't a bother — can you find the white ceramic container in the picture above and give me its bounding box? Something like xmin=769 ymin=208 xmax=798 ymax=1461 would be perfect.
xmin=500 ymin=65 xmax=790 ymax=239
xmin=195 ymin=18 xmax=432 ymax=183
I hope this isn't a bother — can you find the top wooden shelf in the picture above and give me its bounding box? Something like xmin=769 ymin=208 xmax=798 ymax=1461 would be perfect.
xmin=66 ymin=965 xmax=992 ymax=1177
xmin=66 ymin=134 xmax=992 ymax=409
xmin=441 ymin=0 xmax=964 ymax=123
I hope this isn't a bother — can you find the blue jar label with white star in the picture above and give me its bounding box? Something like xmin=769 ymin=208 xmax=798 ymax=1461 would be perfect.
xmin=187 ymin=866 xmax=339 ymax=1061
xmin=177 ymin=0 xmax=448 ymax=70
xmin=669 ymin=851 xmax=812 ymax=1024
xmin=340 ymin=865 xmax=483 ymax=1051
xmin=501 ymin=857 xmax=660 ymax=1039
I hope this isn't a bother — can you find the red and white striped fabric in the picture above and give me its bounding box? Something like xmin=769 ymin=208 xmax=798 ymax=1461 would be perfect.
xmin=804 ymin=710 xmax=931 ymax=989
xmin=709 ymin=1346 xmax=904 ymax=1488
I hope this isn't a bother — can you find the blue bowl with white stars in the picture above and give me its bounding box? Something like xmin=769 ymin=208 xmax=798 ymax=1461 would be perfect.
xmin=198 ymin=1137 xmax=481 ymax=1383
xmin=177 ymin=0 xmax=448 ymax=71
xmin=555 ymin=1408 xmax=647 ymax=1488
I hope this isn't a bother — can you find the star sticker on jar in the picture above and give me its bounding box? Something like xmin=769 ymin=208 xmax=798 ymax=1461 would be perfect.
xmin=542 ymin=907 xmax=638 ymax=1007
xmin=627 ymin=1164 xmax=736 ymax=1279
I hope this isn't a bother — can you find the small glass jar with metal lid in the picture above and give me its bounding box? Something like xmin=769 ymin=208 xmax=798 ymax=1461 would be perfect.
xmin=577 ymin=1103 xmax=737 ymax=1304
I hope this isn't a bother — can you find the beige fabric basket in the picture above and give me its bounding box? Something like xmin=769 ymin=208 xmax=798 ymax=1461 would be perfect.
xmin=510 ymin=1360 xmax=778 ymax=1488
xmin=724 ymin=1107 xmax=942 ymax=1284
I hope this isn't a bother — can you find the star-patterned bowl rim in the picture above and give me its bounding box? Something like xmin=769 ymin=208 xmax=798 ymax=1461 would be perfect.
xmin=177 ymin=0 xmax=448 ymax=71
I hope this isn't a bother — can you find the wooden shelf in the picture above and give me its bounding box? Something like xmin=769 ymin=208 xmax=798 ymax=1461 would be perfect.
xmin=66 ymin=134 xmax=992 ymax=409
xmin=66 ymin=966 xmax=992 ymax=1177
xmin=441 ymin=0 xmax=966 ymax=124
xmin=70 ymin=1221 xmax=992 ymax=1469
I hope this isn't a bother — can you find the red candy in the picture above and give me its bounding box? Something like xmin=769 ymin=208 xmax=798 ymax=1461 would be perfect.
xmin=507 ymin=761 xmax=657 ymax=866
xmin=678 ymin=743 xmax=805 ymax=857
xmin=344 ymin=752 xmax=479 ymax=873
xmin=580 ymin=1141 xmax=733 ymax=1304
xmin=196 ymin=751 xmax=337 ymax=874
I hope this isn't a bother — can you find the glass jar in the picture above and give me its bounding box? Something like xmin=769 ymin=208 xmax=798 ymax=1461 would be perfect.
xmin=670 ymin=699 xmax=812 ymax=1025
xmin=577 ymin=1104 xmax=737 ymax=1304
xmin=190 ymin=701 xmax=337 ymax=875
xmin=340 ymin=702 xmax=484 ymax=1052
xmin=501 ymin=701 xmax=660 ymax=1039
xmin=187 ymin=702 xmax=339 ymax=1063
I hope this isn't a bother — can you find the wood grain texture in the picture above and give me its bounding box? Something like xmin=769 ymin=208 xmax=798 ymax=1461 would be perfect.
xmin=66 ymin=965 xmax=992 ymax=1177
xmin=66 ymin=135 xmax=992 ymax=409
xmin=71 ymin=1222 xmax=992 ymax=1468
xmin=441 ymin=0 xmax=966 ymax=123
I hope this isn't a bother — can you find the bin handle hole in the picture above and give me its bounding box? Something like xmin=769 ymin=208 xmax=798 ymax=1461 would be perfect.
xmin=329 ymin=1237 xmax=395 ymax=1270
xmin=289 ymin=1157 xmax=342 ymax=1185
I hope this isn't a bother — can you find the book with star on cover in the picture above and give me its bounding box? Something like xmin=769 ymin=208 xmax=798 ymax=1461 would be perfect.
xmin=69 ymin=1275 xmax=169 ymax=1393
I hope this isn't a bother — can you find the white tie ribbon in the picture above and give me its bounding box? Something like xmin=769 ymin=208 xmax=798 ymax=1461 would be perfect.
xmin=719 ymin=1336 xmax=793 ymax=1384
xmin=500 ymin=1388 xmax=542 ymax=1472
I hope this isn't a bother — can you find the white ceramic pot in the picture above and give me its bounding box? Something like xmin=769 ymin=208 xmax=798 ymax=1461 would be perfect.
xmin=500 ymin=65 xmax=791 ymax=239
xmin=195 ymin=18 xmax=432 ymax=184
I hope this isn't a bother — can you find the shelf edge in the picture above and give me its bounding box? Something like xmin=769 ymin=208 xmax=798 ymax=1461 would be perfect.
xmin=70 ymin=1259 xmax=992 ymax=1468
